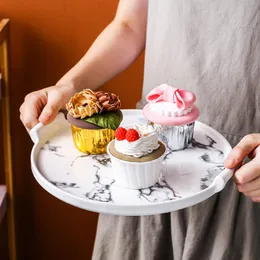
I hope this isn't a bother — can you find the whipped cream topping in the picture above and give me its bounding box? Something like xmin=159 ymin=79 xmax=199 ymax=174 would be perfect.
xmin=150 ymin=101 xmax=193 ymax=117
xmin=115 ymin=124 xmax=160 ymax=158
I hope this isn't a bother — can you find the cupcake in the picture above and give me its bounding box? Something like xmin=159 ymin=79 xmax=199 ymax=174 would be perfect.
xmin=66 ymin=89 xmax=122 ymax=154
xmin=107 ymin=124 xmax=166 ymax=189
xmin=143 ymin=83 xmax=199 ymax=151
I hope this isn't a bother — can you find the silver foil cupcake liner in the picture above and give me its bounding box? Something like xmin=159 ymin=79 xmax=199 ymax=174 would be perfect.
xmin=158 ymin=122 xmax=195 ymax=151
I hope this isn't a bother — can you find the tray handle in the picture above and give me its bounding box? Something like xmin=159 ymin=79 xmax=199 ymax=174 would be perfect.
xmin=213 ymin=168 xmax=234 ymax=193
xmin=29 ymin=112 xmax=67 ymax=144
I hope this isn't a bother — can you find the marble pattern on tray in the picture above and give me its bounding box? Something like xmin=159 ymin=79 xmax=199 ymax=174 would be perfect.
xmin=37 ymin=125 xmax=226 ymax=205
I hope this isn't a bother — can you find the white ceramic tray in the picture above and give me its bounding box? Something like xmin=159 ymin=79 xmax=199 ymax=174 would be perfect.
xmin=30 ymin=109 xmax=234 ymax=216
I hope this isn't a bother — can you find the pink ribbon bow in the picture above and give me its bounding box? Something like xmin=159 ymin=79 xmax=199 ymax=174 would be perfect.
xmin=146 ymin=84 xmax=196 ymax=110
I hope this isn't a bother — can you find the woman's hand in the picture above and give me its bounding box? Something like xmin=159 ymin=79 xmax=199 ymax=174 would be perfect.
xmin=224 ymin=134 xmax=260 ymax=202
xmin=19 ymin=84 xmax=75 ymax=131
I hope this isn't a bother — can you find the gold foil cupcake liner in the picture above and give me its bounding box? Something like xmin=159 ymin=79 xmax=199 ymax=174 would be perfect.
xmin=71 ymin=125 xmax=115 ymax=154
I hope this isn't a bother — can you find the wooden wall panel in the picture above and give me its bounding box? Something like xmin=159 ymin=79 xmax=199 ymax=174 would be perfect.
xmin=0 ymin=216 xmax=8 ymax=260
xmin=0 ymin=104 xmax=8 ymax=259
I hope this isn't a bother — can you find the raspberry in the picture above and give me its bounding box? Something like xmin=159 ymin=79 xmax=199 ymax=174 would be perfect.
xmin=125 ymin=129 xmax=140 ymax=142
xmin=115 ymin=127 xmax=127 ymax=140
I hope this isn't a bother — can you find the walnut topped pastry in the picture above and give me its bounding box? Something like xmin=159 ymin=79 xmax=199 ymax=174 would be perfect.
xmin=66 ymin=88 xmax=123 ymax=155
xmin=66 ymin=89 xmax=101 ymax=118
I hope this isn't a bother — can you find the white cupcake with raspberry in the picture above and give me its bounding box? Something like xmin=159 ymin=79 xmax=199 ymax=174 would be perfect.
xmin=107 ymin=124 xmax=166 ymax=189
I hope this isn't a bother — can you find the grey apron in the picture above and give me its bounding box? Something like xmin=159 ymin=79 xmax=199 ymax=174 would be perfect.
xmin=92 ymin=1 xmax=260 ymax=259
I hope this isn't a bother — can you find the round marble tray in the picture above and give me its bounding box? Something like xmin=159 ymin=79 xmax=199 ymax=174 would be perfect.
xmin=30 ymin=109 xmax=234 ymax=216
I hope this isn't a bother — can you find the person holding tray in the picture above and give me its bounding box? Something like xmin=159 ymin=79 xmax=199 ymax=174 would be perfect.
xmin=20 ymin=1 xmax=260 ymax=259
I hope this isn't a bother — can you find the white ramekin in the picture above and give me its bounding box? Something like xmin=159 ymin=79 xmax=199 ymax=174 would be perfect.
xmin=107 ymin=140 xmax=166 ymax=189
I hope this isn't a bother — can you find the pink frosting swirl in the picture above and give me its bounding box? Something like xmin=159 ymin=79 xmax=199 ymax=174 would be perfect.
xmin=146 ymin=83 xmax=196 ymax=110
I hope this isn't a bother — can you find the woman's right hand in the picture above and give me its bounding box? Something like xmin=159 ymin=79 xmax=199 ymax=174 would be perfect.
xmin=19 ymin=84 xmax=75 ymax=132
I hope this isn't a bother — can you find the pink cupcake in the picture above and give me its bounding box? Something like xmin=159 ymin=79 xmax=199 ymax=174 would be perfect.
xmin=143 ymin=83 xmax=200 ymax=151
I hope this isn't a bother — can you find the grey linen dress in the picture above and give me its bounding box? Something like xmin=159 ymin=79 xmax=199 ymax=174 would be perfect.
xmin=92 ymin=1 xmax=260 ymax=259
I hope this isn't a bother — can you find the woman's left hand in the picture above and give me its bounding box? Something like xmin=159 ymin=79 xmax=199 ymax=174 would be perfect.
xmin=224 ymin=134 xmax=260 ymax=202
